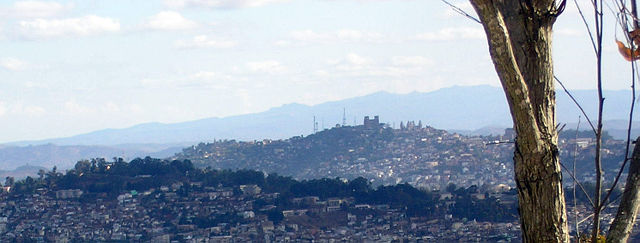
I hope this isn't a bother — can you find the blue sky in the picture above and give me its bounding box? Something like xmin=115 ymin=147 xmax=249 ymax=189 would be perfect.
xmin=0 ymin=0 xmax=633 ymax=143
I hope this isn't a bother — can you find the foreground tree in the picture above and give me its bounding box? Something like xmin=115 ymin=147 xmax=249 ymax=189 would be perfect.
xmin=470 ymin=0 xmax=569 ymax=241
xmin=608 ymin=138 xmax=640 ymax=242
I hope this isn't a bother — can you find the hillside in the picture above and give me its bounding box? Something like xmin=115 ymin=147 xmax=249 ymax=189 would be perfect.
xmin=173 ymin=123 xmax=626 ymax=189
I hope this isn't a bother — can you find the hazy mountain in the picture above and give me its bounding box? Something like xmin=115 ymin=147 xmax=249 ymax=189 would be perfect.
xmin=451 ymin=126 xmax=511 ymax=137
xmin=0 ymin=144 xmax=185 ymax=170
xmin=0 ymin=165 xmax=47 ymax=180
xmin=7 ymin=85 xmax=639 ymax=146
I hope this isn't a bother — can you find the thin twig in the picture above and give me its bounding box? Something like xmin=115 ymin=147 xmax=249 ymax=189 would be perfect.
xmin=440 ymin=0 xmax=481 ymax=24
xmin=560 ymin=161 xmax=596 ymax=208
xmin=633 ymin=0 xmax=639 ymax=28
xmin=603 ymin=185 xmax=625 ymax=210
xmin=556 ymin=0 xmax=568 ymax=16
xmin=573 ymin=116 xmax=580 ymax=239
xmin=574 ymin=0 xmax=599 ymax=55
xmin=591 ymin=0 xmax=605 ymax=240
xmin=554 ymin=76 xmax=597 ymax=134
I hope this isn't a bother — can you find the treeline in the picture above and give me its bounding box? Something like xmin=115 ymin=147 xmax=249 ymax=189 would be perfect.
xmin=5 ymin=157 xmax=518 ymax=222
xmin=7 ymin=157 xmax=195 ymax=196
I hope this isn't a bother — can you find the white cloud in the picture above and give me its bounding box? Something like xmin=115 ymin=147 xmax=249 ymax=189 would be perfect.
xmin=2 ymin=1 xmax=70 ymax=19
xmin=139 ymin=71 xmax=234 ymax=89
xmin=336 ymin=29 xmax=381 ymax=40
xmin=289 ymin=29 xmax=385 ymax=44
xmin=64 ymin=101 xmax=91 ymax=114
xmin=414 ymin=27 xmax=484 ymax=41
xmin=165 ymin=0 xmax=290 ymax=9
xmin=175 ymin=35 xmax=237 ymax=49
xmin=0 ymin=102 xmax=6 ymax=117
xmin=0 ymin=58 xmax=28 ymax=71
xmin=344 ymin=53 xmax=371 ymax=66
xmin=102 ymin=102 xmax=120 ymax=113
xmin=391 ymin=56 xmax=433 ymax=66
xmin=325 ymin=53 xmax=432 ymax=79
xmin=128 ymin=104 xmax=143 ymax=113
xmin=3 ymin=103 xmax=46 ymax=117
xmin=142 ymin=11 xmax=198 ymax=31
xmin=274 ymin=40 xmax=292 ymax=46
xmin=23 ymin=105 xmax=45 ymax=116
xmin=189 ymin=71 xmax=217 ymax=79
xmin=291 ymin=30 xmax=327 ymax=42
xmin=329 ymin=53 xmax=376 ymax=74
xmin=183 ymin=71 xmax=233 ymax=88
xmin=18 ymin=15 xmax=120 ymax=39
xmin=63 ymin=101 xmax=126 ymax=115
xmin=555 ymin=28 xmax=583 ymax=37
xmin=246 ymin=60 xmax=286 ymax=74
xmin=24 ymin=81 xmax=48 ymax=89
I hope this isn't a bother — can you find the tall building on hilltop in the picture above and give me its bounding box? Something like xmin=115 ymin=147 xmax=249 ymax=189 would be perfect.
xmin=363 ymin=116 xmax=381 ymax=129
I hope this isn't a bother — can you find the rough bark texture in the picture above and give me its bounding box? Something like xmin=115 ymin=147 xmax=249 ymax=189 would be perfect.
xmin=470 ymin=0 xmax=569 ymax=242
xmin=607 ymin=137 xmax=640 ymax=243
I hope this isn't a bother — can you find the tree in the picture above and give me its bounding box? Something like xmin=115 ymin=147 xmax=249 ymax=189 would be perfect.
xmin=74 ymin=160 xmax=91 ymax=174
xmin=469 ymin=0 xmax=569 ymax=242
xmin=37 ymin=169 xmax=45 ymax=181
xmin=4 ymin=176 xmax=14 ymax=187
xmin=608 ymin=138 xmax=640 ymax=242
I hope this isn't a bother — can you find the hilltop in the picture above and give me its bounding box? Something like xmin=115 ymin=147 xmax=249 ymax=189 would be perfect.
xmin=173 ymin=120 xmax=626 ymax=189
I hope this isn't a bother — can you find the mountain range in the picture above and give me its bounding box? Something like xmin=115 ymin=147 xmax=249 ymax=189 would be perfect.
xmin=0 ymin=85 xmax=637 ymax=171
xmin=10 ymin=85 xmax=639 ymax=146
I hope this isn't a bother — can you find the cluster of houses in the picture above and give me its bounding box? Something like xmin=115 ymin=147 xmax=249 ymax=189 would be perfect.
xmin=0 ymin=181 xmax=526 ymax=242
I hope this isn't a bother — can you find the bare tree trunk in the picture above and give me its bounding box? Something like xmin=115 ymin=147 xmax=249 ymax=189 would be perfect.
xmin=470 ymin=0 xmax=569 ymax=242
xmin=607 ymin=137 xmax=640 ymax=242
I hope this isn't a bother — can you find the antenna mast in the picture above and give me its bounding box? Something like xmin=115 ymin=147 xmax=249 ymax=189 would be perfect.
xmin=342 ymin=108 xmax=346 ymax=126
xmin=313 ymin=116 xmax=318 ymax=133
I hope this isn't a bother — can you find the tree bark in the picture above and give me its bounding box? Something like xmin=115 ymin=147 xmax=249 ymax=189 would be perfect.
xmin=470 ymin=0 xmax=569 ymax=242
xmin=607 ymin=137 xmax=640 ymax=243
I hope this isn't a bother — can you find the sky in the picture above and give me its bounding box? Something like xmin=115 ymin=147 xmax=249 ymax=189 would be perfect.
xmin=0 ymin=0 xmax=634 ymax=143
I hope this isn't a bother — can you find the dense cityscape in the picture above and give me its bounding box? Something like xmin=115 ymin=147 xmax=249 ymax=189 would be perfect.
xmin=1 ymin=156 xmax=522 ymax=242
xmin=0 ymin=117 xmax=633 ymax=241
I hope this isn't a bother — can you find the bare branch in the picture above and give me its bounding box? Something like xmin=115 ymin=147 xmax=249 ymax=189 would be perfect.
xmin=633 ymin=0 xmax=639 ymax=28
xmin=560 ymin=161 xmax=595 ymax=208
xmin=591 ymin=0 xmax=605 ymax=240
xmin=554 ymin=76 xmax=597 ymax=134
xmin=573 ymin=117 xmax=581 ymax=239
xmin=573 ymin=0 xmax=599 ymax=55
xmin=440 ymin=0 xmax=481 ymax=23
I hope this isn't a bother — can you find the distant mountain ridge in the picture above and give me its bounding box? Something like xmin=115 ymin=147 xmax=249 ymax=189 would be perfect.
xmin=0 ymin=144 xmax=185 ymax=171
xmin=6 ymin=85 xmax=639 ymax=146
xmin=0 ymin=85 xmax=637 ymax=171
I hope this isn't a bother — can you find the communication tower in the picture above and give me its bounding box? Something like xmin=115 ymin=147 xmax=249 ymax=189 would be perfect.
xmin=313 ymin=116 xmax=318 ymax=133
xmin=342 ymin=108 xmax=347 ymax=126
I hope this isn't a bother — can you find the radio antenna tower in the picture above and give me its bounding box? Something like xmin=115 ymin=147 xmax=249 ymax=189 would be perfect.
xmin=313 ymin=116 xmax=318 ymax=133
xmin=342 ymin=108 xmax=346 ymax=126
